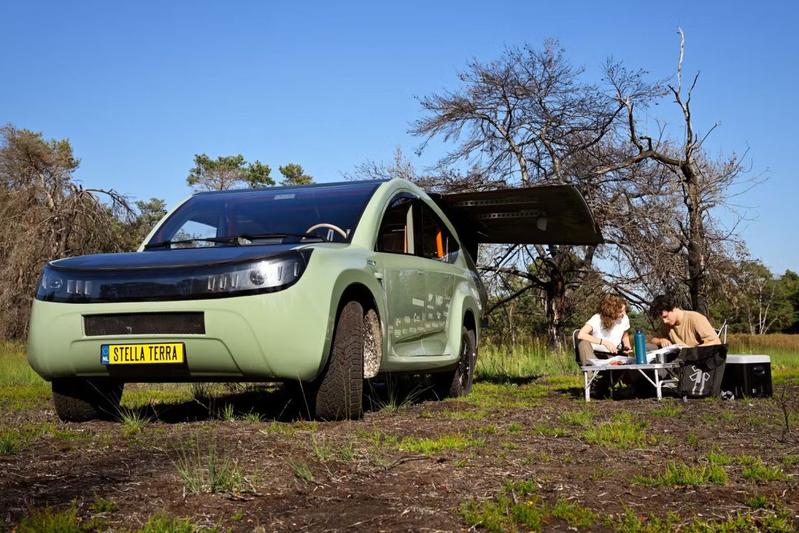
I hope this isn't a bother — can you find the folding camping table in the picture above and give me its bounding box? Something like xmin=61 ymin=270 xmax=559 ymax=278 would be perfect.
xmin=580 ymin=361 xmax=682 ymax=401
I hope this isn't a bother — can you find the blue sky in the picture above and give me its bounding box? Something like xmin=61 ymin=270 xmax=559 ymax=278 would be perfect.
xmin=1 ymin=1 xmax=796 ymax=273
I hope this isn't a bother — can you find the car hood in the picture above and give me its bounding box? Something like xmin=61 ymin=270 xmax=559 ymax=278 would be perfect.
xmin=49 ymin=244 xmax=305 ymax=273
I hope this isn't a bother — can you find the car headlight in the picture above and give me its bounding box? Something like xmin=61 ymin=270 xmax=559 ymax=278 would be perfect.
xmin=35 ymin=250 xmax=312 ymax=303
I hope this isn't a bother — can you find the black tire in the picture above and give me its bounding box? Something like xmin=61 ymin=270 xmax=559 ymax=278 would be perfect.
xmin=313 ymin=301 xmax=364 ymax=420
xmin=433 ymin=327 xmax=476 ymax=399
xmin=52 ymin=378 xmax=124 ymax=422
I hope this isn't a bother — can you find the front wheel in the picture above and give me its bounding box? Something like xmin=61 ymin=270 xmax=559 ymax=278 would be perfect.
xmin=433 ymin=327 xmax=476 ymax=399
xmin=313 ymin=301 xmax=364 ymax=420
xmin=52 ymin=378 xmax=124 ymax=422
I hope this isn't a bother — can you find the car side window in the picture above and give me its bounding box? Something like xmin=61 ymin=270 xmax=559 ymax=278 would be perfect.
xmin=377 ymin=195 xmax=415 ymax=255
xmin=172 ymin=219 xmax=219 ymax=248
xmin=418 ymin=202 xmax=459 ymax=263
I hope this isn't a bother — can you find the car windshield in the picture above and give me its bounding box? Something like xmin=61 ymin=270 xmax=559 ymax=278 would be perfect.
xmin=147 ymin=181 xmax=383 ymax=249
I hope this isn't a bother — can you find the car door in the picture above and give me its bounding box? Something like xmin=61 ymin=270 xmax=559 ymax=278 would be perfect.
xmin=372 ymin=194 xmax=428 ymax=357
xmin=416 ymin=200 xmax=459 ymax=356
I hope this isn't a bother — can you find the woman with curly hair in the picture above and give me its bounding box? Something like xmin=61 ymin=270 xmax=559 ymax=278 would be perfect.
xmin=576 ymin=294 xmax=632 ymax=365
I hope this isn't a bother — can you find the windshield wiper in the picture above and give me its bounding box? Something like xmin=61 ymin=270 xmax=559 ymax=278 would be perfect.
xmin=144 ymin=236 xmax=240 ymax=250
xmin=236 ymin=232 xmax=329 ymax=243
xmin=144 ymin=232 xmax=328 ymax=250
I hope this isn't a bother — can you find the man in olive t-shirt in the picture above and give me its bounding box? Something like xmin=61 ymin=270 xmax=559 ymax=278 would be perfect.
xmin=649 ymin=294 xmax=721 ymax=348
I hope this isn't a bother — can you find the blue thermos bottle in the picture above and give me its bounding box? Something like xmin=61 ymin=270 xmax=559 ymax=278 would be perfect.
xmin=634 ymin=330 xmax=647 ymax=364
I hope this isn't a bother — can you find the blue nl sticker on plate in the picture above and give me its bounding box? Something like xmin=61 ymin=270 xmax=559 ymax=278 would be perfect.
xmin=100 ymin=345 xmax=110 ymax=365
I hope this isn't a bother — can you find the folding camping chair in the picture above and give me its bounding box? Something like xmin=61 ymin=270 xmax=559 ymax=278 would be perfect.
xmin=715 ymin=320 xmax=728 ymax=344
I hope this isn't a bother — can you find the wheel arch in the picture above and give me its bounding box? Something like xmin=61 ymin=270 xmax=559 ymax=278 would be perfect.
xmin=463 ymin=307 xmax=477 ymax=334
xmin=332 ymin=281 xmax=384 ymax=379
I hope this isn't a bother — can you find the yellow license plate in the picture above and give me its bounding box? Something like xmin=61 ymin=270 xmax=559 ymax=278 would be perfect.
xmin=101 ymin=343 xmax=185 ymax=365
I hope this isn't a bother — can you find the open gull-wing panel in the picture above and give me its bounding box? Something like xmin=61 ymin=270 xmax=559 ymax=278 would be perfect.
xmin=432 ymin=185 xmax=603 ymax=259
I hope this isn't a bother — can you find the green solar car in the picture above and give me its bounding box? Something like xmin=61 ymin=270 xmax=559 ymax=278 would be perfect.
xmin=27 ymin=178 xmax=601 ymax=421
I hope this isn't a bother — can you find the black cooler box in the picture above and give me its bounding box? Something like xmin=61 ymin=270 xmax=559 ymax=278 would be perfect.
xmin=720 ymin=354 xmax=772 ymax=398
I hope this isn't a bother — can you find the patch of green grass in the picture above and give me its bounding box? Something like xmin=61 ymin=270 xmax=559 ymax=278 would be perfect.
xmin=460 ymin=499 xmax=516 ymax=532
xmin=260 ymin=421 xmax=297 ymax=436
xmin=611 ymin=506 xmax=797 ymax=533
xmin=651 ymin=403 xmax=682 ymax=417
xmin=782 ymin=454 xmax=799 ymax=466
xmin=120 ymin=384 xmax=195 ymax=409
xmin=685 ymin=510 xmax=795 ymax=533
xmin=336 ymin=441 xmax=356 ymax=462
xmin=477 ymin=339 xmax=575 ymax=382
xmin=746 ymin=494 xmax=769 ymax=509
xmin=0 ymin=421 xmax=67 ymax=455
xmin=0 ymin=429 xmax=23 ymax=455
xmin=288 ymin=461 xmax=314 ymax=483
xmin=460 ymin=480 xmax=600 ymax=532
xmin=137 ymin=514 xmax=219 ymax=533
xmin=610 ymin=509 xmax=682 ymax=533
xmin=397 ymin=434 xmax=483 ymax=454
xmin=174 ymin=440 xmax=247 ymax=494
xmin=506 ymin=422 xmax=522 ymax=434
xmin=559 ymin=408 xmax=594 ymax=427
xmin=119 ymin=408 xmax=151 ymax=436
xmin=218 ymin=403 xmax=235 ymax=421
xmin=706 ymin=452 xmax=734 ymax=466
xmin=89 ymin=497 xmax=118 ymax=514
xmin=551 ymin=499 xmax=596 ymax=529
xmin=461 ymin=479 xmax=544 ymax=532
xmin=532 ymin=424 xmax=568 ymax=437
xmin=0 ymin=382 xmax=51 ymax=410
xmin=310 ymin=434 xmax=333 ymax=462
xmin=475 ymin=424 xmax=500 ymax=435
xmin=635 ymin=462 xmax=728 ymax=487
xmin=583 ymin=413 xmax=652 ymax=448
xmin=0 ymin=343 xmax=45 ymax=386
xmin=741 ymin=459 xmax=788 ymax=482
xmin=291 ymin=420 xmax=319 ymax=432
xmin=242 ymin=410 xmax=263 ymax=422
xmin=736 ymin=454 xmax=759 ymax=466
xmin=15 ymin=505 xmax=93 ymax=533
xmin=464 ymin=384 xmax=531 ymax=410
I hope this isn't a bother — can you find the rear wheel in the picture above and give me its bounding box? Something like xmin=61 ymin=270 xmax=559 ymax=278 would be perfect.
xmin=52 ymin=378 xmax=124 ymax=422
xmin=433 ymin=327 xmax=476 ymax=399
xmin=313 ymin=301 xmax=364 ymax=420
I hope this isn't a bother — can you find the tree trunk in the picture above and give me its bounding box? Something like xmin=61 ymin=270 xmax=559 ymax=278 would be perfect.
xmin=683 ymin=164 xmax=708 ymax=315
xmin=544 ymin=271 xmax=566 ymax=350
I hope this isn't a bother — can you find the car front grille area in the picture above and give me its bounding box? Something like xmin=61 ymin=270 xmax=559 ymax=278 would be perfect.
xmin=84 ymin=312 xmax=205 ymax=336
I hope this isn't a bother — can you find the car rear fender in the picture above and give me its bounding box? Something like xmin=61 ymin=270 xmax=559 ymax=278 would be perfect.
xmin=447 ymin=277 xmax=482 ymax=358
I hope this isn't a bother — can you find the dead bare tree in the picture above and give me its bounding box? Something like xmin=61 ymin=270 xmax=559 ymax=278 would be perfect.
xmin=0 ymin=125 xmax=132 ymax=339
xmin=606 ymin=29 xmax=756 ymax=314
xmin=411 ymin=41 xmax=661 ymax=347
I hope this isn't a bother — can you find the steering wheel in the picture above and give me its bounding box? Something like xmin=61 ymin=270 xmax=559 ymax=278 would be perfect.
xmin=306 ymin=223 xmax=349 ymax=241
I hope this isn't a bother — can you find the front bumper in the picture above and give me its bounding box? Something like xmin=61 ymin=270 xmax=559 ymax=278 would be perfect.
xmin=27 ymin=280 xmax=332 ymax=382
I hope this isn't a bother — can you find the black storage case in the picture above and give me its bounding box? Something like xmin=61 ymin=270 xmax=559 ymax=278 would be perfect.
xmin=720 ymin=355 xmax=772 ymax=398
xmin=677 ymin=344 xmax=727 ymax=398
